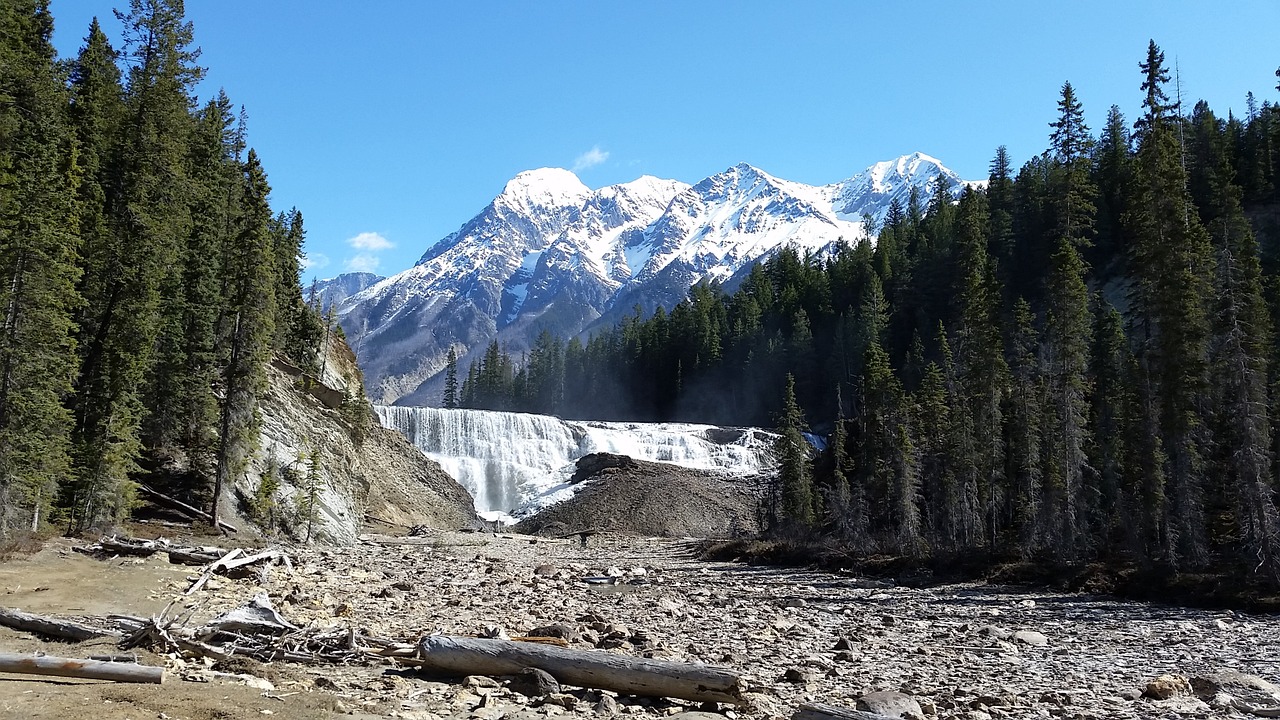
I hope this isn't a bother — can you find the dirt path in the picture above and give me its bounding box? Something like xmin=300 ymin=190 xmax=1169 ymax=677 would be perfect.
xmin=2 ymin=531 xmax=1280 ymax=719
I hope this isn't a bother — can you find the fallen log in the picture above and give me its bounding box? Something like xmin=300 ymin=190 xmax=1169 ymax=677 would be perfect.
xmin=219 ymin=549 xmax=286 ymax=573
xmin=185 ymin=548 xmax=244 ymax=595
xmin=137 ymin=485 xmax=237 ymax=533
xmin=793 ymin=703 xmax=902 ymax=720
xmin=417 ymin=634 xmax=744 ymax=705
xmin=0 ymin=607 xmax=118 ymax=641
xmin=166 ymin=547 xmax=225 ymax=566
xmin=0 ymin=653 xmax=163 ymax=684
xmin=99 ymin=537 xmax=162 ymax=557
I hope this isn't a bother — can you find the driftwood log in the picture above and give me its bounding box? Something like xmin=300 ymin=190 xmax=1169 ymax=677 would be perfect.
xmin=137 ymin=485 xmax=237 ymax=533
xmin=166 ymin=547 xmax=225 ymax=566
xmin=0 ymin=607 xmax=118 ymax=641
xmin=98 ymin=537 xmax=161 ymax=557
xmin=0 ymin=653 xmax=163 ymax=683
xmin=185 ymin=548 xmax=244 ymax=595
xmin=418 ymin=634 xmax=744 ymax=704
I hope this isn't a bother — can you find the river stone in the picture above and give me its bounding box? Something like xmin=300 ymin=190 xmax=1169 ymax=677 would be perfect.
xmin=667 ymin=713 xmax=731 ymax=720
xmin=525 ymin=623 xmax=580 ymax=643
xmin=1190 ymin=672 xmax=1280 ymax=705
xmin=1012 ymin=629 xmax=1048 ymax=646
xmin=1143 ymin=674 xmax=1191 ymax=700
xmin=594 ymin=694 xmax=620 ymax=715
xmin=509 ymin=667 xmax=560 ymax=697
xmin=465 ymin=675 xmax=502 ymax=689
xmin=784 ymin=667 xmax=813 ymax=683
xmin=975 ymin=624 xmax=1011 ymax=640
xmin=856 ymin=690 xmax=923 ymax=718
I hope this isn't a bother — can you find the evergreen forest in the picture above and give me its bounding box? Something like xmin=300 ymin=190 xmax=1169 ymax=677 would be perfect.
xmin=0 ymin=1 xmax=326 ymax=538
xmin=453 ymin=45 xmax=1280 ymax=584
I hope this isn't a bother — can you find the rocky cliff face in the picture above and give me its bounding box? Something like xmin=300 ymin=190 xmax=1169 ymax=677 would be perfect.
xmin=229 ymin=333 xmax=476 ymax=544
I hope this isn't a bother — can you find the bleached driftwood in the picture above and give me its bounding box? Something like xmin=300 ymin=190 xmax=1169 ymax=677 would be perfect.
xmin=203 ymin=593 xmax=298 ymax=635
xmin=0 ymin=653 xmax=162 ymax=683
xmin=0 ymin=607 xmax=118 ymax=641
xmin=137 ymin=485 xmax=237 ymax=533
xmin=185 ymin=548 xmax=244 ymax=595
xmin=166 ymin=547 xmax=225 ymax=566
xmin=417 ymin=634 xmax=744 ymax=704
xmin=99 ymin=536 xmax=163 ymax=557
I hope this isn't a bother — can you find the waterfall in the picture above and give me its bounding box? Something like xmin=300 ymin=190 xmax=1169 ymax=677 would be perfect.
xmin=375 ymin=406 xmax=775 ymax=518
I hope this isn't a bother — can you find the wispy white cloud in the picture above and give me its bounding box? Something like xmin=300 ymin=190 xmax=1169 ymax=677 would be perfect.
xmin=347 ymin=231 xmax=394 ymax=251
xmin=344 ymin=253 xmax=381 ymax=274
xmin=572 ymin=145 xmax=609 ymax=172
xmin=302 ymin=252 xmax=330 ymax=272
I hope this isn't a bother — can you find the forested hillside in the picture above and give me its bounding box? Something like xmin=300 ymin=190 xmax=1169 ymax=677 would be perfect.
xmin=0 ymin=1 xmax=327 ymax=537
xmin=456 ymin=44 xmax=1280 ymax=583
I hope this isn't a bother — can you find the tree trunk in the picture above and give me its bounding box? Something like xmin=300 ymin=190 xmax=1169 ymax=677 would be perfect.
xmin=417 ymin=635 xmax=743 ymax=705
xmin=0 ymin=653 xmax=162 ymax=683
xmin=0 ymin=607 xmax=118 ymax=641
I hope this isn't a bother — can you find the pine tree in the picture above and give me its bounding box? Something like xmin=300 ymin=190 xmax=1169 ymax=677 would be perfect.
xmin=825 ymin=386 xmax=863 ymax=541
xmin=936 ymin=326 xmax=975 ymax=550
xmin=987 ymin=146 xmax=1016 ymax=287
xmin=273 ymin=208 xmax=323 ymax=372
xmin=102 ymin=0 xmax=203 ymax=487
xmin=142 ymin=90 xmax=235 ymax=467
xmin=954 ymin=188 xmax=1006 ymax=550
xmin=1043 ymin=80 xmax=1096 ymax=558
xmin=914 ymin=358 xmax=953 ymax=547
xmin=1006 ymin=299 xmax=1044 ymax=555
xmin=0 ymin=0 xmax=83 ymax=536
xmin=1199 ymin=114 xmax=1280 ymax=579
xmin=1093 ymin=105 xmax=1133 ymax=265
xmin=443 ymin=348 xmax=459 ymax=409
xmin=64 ymin=17 xmax=138 ymax=532
xmin=211 ymin=150 xmax=276 ymax=529
xmin=1127 ymin=40 xmax=1215 ymax=568
xmin=1087 ymin=298 xmax=1130 ymax=556
xmin=773 ymin=374 xmax=815 ymax=532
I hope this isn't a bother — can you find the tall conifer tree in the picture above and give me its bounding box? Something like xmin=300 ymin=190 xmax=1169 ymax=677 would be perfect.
xmin=212 ymin=150 xmax=276 ymax=528
xmin=773 ymin=374 xmax=815 ymax=532
xmin=65 ymin=17 xmax=137 ymax=532
xmin=1044 ymin=81 xmax=1096 ymax=557
xmin=1127 ymin=40 xmax=1215 ymax=567
xmin=0 ymin=0 xmax=83 ymax=535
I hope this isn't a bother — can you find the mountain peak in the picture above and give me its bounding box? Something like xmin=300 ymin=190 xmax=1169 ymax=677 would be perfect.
xmin=865 ymin=152 xmax=951 ymax=192
xmin=498 ymin=167 xmax=590 ymax=208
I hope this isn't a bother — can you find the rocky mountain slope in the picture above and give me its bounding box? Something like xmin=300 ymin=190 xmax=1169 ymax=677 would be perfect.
xmin=335 ymin=153 xmax=973 ymax=405
xmin=308 ymin=270 xmax=383 ymax=312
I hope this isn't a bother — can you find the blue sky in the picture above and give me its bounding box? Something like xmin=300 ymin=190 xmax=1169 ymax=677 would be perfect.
xmin=50 ymin=1 xmax=1280 ymax=281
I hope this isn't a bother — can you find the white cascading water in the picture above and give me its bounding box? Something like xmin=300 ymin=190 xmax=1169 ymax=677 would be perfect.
xmin=375 ymin=406 xmax=775 ymax=519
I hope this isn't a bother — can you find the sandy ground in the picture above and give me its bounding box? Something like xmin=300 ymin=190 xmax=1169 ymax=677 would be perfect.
xmin=0 ymin=535 xmax=363 ymax=720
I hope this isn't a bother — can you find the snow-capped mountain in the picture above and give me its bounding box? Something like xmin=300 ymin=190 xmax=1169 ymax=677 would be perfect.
xmin=308 ymin=271 xmax=383 ymax=312
xmin=336 ymin=153 xmax=973 ymax=405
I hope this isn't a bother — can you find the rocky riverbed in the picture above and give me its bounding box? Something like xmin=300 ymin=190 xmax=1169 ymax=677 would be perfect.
xmin=4 ymin=530 xmax=1280 ymax=720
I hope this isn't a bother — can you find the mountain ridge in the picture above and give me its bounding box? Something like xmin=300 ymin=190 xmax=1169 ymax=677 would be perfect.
xmin=335 ymin=153 xmax=975 ymax=405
